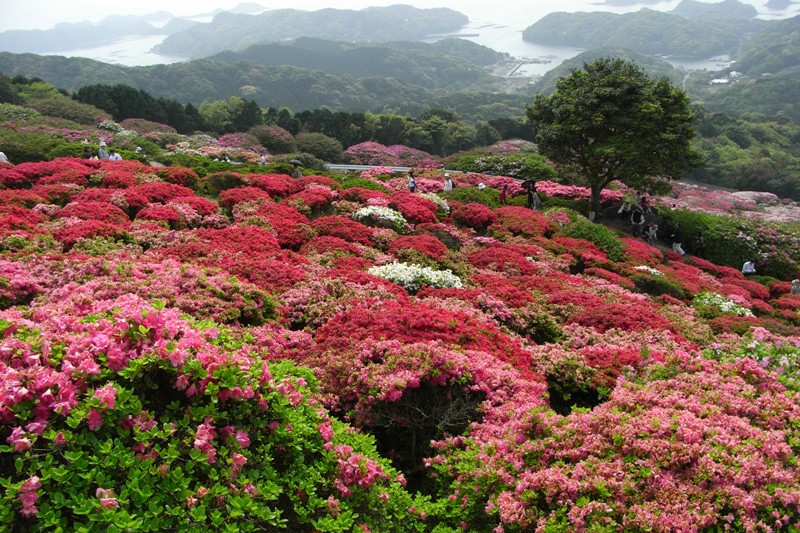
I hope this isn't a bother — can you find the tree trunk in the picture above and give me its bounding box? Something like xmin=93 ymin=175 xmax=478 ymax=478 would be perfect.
xmin=590 ymin=185 xmax=603 ymax=222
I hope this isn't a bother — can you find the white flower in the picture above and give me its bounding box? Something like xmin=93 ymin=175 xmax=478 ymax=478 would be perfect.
xmin=692 ymin=292 xmax=753 ymax=317
xmin=633 ymin=265 xmax=663 ymax=277
xmin=352 ymin=206 xmax=407 ymax=230
xmin=368 ymin=262 xmax=463 ymax=292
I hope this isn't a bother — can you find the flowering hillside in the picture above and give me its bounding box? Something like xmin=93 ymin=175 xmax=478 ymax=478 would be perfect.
xmin=0 ymin=157 xmax=799 ymax=532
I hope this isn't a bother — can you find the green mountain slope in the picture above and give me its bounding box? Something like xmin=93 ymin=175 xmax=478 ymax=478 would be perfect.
xmin=155 ymin=5 xmax=468 ymax=59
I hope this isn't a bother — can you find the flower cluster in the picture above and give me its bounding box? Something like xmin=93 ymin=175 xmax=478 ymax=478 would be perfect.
xmin=368 ymin=262 xmax=463 ymax=293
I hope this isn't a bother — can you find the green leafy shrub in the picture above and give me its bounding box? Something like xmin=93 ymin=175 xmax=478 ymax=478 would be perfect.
xmin=340 ymin=177 xmax=389 ymax=192
xmin=441 ymin=186 xmax=501 ymax=208
xmin=561 ymin=216 xmax=625 ymax=262
xmin=632 ymin=273 xmax=686 ymax=299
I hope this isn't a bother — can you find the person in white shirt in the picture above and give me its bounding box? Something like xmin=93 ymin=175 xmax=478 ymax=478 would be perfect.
xmin=108 ymin=149 xmax=123 ymax=161
xmin=443 ymin=173 xmax=453 ymax=191
xmin=742 ymin=259 xmax=757 ymax=276
xmin=0 ymin=151 xmax=8 ymax=163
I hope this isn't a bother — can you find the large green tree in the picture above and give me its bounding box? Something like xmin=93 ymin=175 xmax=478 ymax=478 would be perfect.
xmin=526 ymin=57 xmax=702 ymax=217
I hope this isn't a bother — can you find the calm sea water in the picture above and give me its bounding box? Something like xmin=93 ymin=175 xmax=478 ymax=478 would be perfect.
xmin=38 ymin=0 xmax=800 ymax=72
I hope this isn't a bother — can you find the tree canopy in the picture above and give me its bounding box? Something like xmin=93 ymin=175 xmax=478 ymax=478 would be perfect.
xmin=526 ymin=57 xmax=703 ymax=216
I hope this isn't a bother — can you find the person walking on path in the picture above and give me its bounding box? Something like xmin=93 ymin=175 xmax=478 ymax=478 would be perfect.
xmin=407 ymin=170 xmax=416 ymax=193
xmin=671 ymin=222 xmax=685 ymax=257
xmin=630 ymin=207 xmax=644 ymax=238
xmin=498 ymin=185 xmax=508 ymax=205
xmin=791 ymin=279 xmax=800 ymax=295
xmin=527 ymin=186 xmax=541 ymax=210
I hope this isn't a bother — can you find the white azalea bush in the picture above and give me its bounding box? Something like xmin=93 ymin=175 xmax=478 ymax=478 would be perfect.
xmin=633 ymin=265 xmax=663 ymax=277
xmin=368 ymin=262 xmax=463 ymax=293
xmin=352 ymin=206 xmax=407 ymax=231
xmin=692 ymin=291 xmax=754 ymax=318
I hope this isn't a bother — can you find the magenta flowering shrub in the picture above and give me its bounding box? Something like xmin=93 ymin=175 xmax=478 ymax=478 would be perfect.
xmin=536 ymin=180 xmax=624 ymax=204
xmin=432 ymin=358 xmax=800 ymax=531
xmin=0 ymin=295 xmax=424 ymax=531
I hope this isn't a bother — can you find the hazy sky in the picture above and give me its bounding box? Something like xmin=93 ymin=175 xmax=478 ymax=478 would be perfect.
xmin=0 ymin=0 xmax=682 ymax=32
xmin=0 ymin=1 xmax=516 ymax=31
xmin=0 ymin=0 xmax=792 ymax=33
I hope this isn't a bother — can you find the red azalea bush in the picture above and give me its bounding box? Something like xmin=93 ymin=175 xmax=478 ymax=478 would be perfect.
xmin=725 ymin=277 xmax=771 ymax=301
xmin=135 ymin=205 xmax=181 ymax=227
xmin=284 ymin=188 xmax=336 ymax=216
xmin=155 ymin=166 xmax=199 ymax=189
xmin=0 ymin=206 xmax=46 ymax=232
xmin=471 ymin=272 xmax=539 ymax=308
xmin=129 ymin=183 xmax=194 ymax=203
xmin=59 ymin=201 xmax=130 ymax=225
xmin=468 ymin=246 xmax=538 ymax=276
xmin=620 ymin=236 xmax=663 ymax=265
xmin=578 ymin=344 xmax=647 ymax=388
xmin=310 ymin=215 xmax=375 ymax=245
xmin=568 ymin=301 xmax=675 ymax=333
xmin=247 ymin=173 xmax=301 ymax=199
xmin=547 ymin=236 xmax=608 ymax=266
xmin=0 ymin=190 xmax=45 ymax=209
xmin=36 ymin=171 xmax=90 ymax=188
xmin=53 ymin=220 xmax=129 ymax=249
xmin=296 ymin=175 xmax=341 ymax=191
xmin=388 ymin=234 xmax=448 ymax=261
xmin=313 ymin=299 xmax=538 ymax=378
xmin=451 ymin=202 xmax=496 ymax=232
xmin=341 ymin=187 xmax=390 ymax=204
xmin=389 ymin=193 xmax=438 ymax=225
xmin=489 ymin=206 xmax=552 ymax=238
xmin=0 ymin=168 xmax=32 ymax=189
xmin=218 ymin=187 xmax=273 ymax=211
xmin=29 ymin=184 xmax=74 ymax=205
xmin=583 ymin=267 xmax=636 ymax=290
xmin=301 ymin=236 xmax=360 ymax=257
xmin=171 ymin=196 xmax=219 ymax=217
xmin=237 ymin=202 xmax=312 ymax=250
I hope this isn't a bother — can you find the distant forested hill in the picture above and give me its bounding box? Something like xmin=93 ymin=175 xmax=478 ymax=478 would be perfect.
xmin=522 ymin=1 xmax=765 ymax=58
xmin=154 ymin=5 xmax=468 ymax=59
xmin=0 ymin=38 xmax=528 ymax=119
xmin=731 ymin=15 xmax=800 ymax=76
xmin=531 ymin=48 xmax=684 ymax=95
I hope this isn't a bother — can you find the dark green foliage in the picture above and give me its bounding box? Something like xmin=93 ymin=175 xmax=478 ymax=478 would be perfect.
xmin=447 ymin=152 xmax=557 ymax=181
xmin=632 ymin=274 xmax=686 ymax=299
xmin=561 ymin=216 xmax=626 ymax=262
xmin=201 ymin=171 xmax=247 ymax=196
xmin=522 ymin=9 xmax=755 ymax=58
xmin=0 ymin=128 xmax=60 ymax=163
xmin=441 ymin=186 xmax=502 ymax=208
xmin=528 ymin=58 xmax=702 ymax=214
xmin=295 ymin=132 xmax=343 ymax=162
xmin=341 ymin=177 xmax=389 ymax=192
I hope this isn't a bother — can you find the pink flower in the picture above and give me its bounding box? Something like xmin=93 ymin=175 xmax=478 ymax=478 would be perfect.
xmin=7 ymin=427 xmax=32 ymax=453
xmin=18 ymin=476 xmax=41 ymax=518
xmin=231 ymin=452 xmax=247 ymax=469
xmin=235 ymin=429 xmax=250 ymax=448
xmin=86 ymin=408 xmax=104 ymax=430
xmin=93 ymin=383 xmax=117 ymax=410
xmin=91 ymin=479 xmax=119 ymax=507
